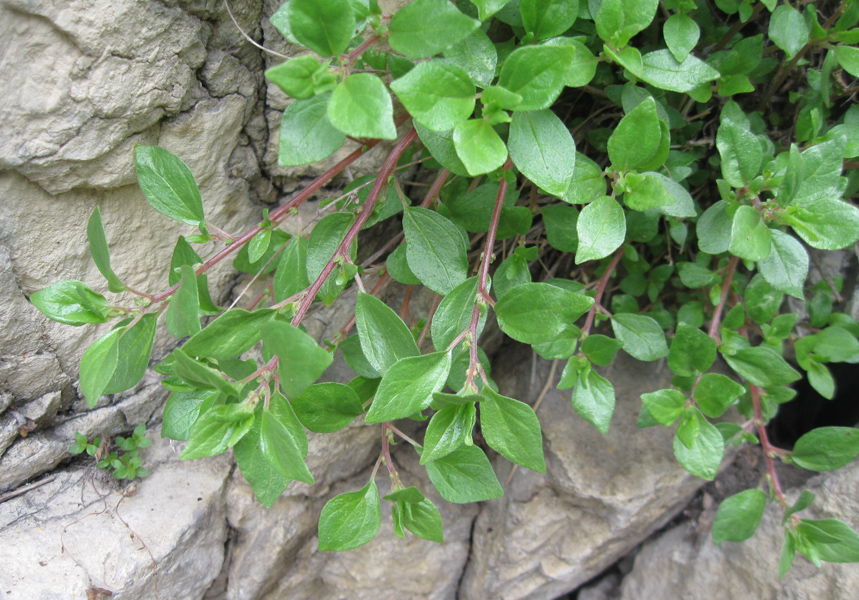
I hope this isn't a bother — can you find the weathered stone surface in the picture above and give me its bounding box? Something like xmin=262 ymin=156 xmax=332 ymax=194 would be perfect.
xmin=0 ymin=426 xmax=233 ymax=600
xmin=459 ymin=347 xmax=721 ymax=600
xmin=619 ymin=461 xmax=859 ymax=600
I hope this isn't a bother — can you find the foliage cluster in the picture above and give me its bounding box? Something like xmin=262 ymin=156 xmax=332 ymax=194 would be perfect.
xmin=32 ymin=0 xmax=859 ymax=574
xmin=69 ymin=424 xmax=152 ymax=481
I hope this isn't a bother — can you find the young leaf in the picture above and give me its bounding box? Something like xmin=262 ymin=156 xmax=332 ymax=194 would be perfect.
xmin=390 ymin=61 xmax=476 ymax=132
xmin=30 ymin=280 xmax=111 ymax=326
xmin=480 ymin=387 xmax=546 ymax=472
xmin=182 ymin=308 xmax=276 ymax=360
xmin=717 ymin=119 xmax=762 ymax=188
xmin=103 ymin=314 xmax=158 ymax=394
xmin=262 ymin=321 xmax=333 ymax=398
xmin=431 ymin=277 xmax=483 ymax=351
xmin=355 ymin=293 xmax=420 ymax=375
xmin=572 ymin=367 xmax=616 ymax=434
xmin=638 ymin=50 xmax=720 ymax=93
xmin=712 ymin=489 xmax=767 ymax=544
xmin=402 ymin=498 xmax=444 ymax=543
xmin=388 ymin=0 xmax=479 ymax=59
xmin=318 ymin=480 xmax=382 ymax=551
xmin=403 ymin=206 xmax=469 ymax=295
xmin=162 ymin=389 xmax=220 ymax=441
xmin=595 ymin=0 xmax=658 ymax=46
xmin=79 ymin=328 xmax=122 ymax=408
xmin=166 ymin=265 xmax=201 ymax=338
xmin=172 ymin=349 xmax=240 ymax=397
xmin=234 ymin=411 xmax=291 ymax=508
xmin=669 ymin=322 xmax=717 ymax=376
xmin=623 ymin=173 xmax=673 ymax=212
xmin=291 ymin=382 xmax=364 ymax=433
xmin=265 ymin=55 xmax=328 ymax=100
xmin=277 ymin=94 xmax=345 ymax=167
xmin=722 ymin=346 xmax=801 ymax=387
xmin=769 ymin=4 xmax=810 ymax=58
xmin=497 ymin=45 xmax=574 ymax=111
xmin=327 ymin=74 xmax=397 ymax=140
xmin=495 ymin=282 xmax=594 ymax=345
xmin=729 ymin=205 xmax=771 ymax=262
xmin=672 ymin=415 xmax=724 ymax=480
xmin=134 ymin=146 xmax=205 ymax=231
xmin=608 ymin=97 xmax=661 ymax=171
xmin=758 ymin=230 xmax=808 ymax=299
xmin=508 ymin=109 xmax=576 ymax=198
xmin=795 ymin=519 xmax=859 ymax=563
xmin=640 ymin=388 xmax=685 ymax=426
xmin=420 ymin=402 xmax=477 ymax=464
xmin=423 ymin=444 xmax=504 ymax=503
xmin=287 ymin=0 xmax=355 ymax=57
xmin=181 ymin=403 xmax=255 ymax=460
xmin=663 ymin=14 xmax=699 ymax=62
xmin=452 ymin=119 xmax=508 ymax=176
xmin=575 ymin=196 xmax=626 ymax=264
xmin=790 ymin=427 xmax=859 ymax=472
xmin=87 ymin=207 xmax=125 ymax=293
xmin=260 ymin=408 xmax=314 ymax=484
xmin=694 ymin=373 xmax=745 ymax=418
xmin=365 ymin=351 xmax=452 ymax=423
xmin=611 ymin=313 xmax=669 ymax=361
xmin=521 ymin=0 xmax=579 ymax=40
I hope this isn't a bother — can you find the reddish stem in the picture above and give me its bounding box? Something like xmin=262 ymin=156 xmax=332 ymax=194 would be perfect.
xmin=707 ymin=255 xmax=740 ymax=343
xmin=581 ymin=246 xmax=626 ymax=337
xmin=751 ymin=384 xmax=787 ymax=507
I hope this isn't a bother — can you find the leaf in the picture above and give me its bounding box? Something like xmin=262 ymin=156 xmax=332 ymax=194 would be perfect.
xmin=402 ymin=498 xmax=444 ymax=542
xmin=495 ymin=282 xmax=594 ymax=345
xmin=796 ymin=519 xmax=859 ymax=563
xmin=234 ymin=412 xmax=291 ymax=508
xmin=611 ymin=313 xmax=669 ymax=361
xmin=575 ymin=196 xmax=626 ymax=264
xmin=327 ymin=74 xmax=397 ymax=140
xmin=595 ymin=0 xmax=658 ymax=46
xmin=306 ymin=212 xmax=355 ymax=306
xmin=769 ymin=4 xmax=810 ymax=58
xmin=390 ymin=61 xmax=475 ymax=132
xmin=623 ymin=172 xmax=673 ymax=212
xmin=544 ymin=37 xmax=598 ymax=88
xmin=758 ymin=230 xmax=808 ymax=299
xmin=262 ymin=321 xmax=333 ymax=398
xmin=784 ymin=489 xmax=816 ymax=523
xmin=581 ymin=334 xmax=623 ymax=366
xmin=640 ymin=388 xmax=685 ymax=426
xmin=355 ymin=293 xmax=419 ymax=375
xmin=318 ymin=481 xmax=382 ymax=551
xmin=260 ymin=408 xmax=314 ymax=484
xmin=712 ymin=489 xmax=767 ymax=544
xmin=542 ymin=204 xmax=579 ymax=252
xmin=470 ymin=0 xmax=510 ymax=20
xmin=723 ymin=346 xmax=801 ymax=387
xmin=414 ymin=122 xmax=470 ymax=177
xmin=423 ymin=444 xmax=504 ymax=503
xmin=339 ymin=334 xmax=381 ymax=379
xmin=790 ymin=427 xmax=859 ymax=472
xmin=287 ymin=0 xmax=355 ymax=57
xmin=676 ymin=262 xmax=718 ymax=289
xmin=87 ymin=208 xmax=125 ymax=293
xmin=162 ymin=389 xmax=220 ymax=441
xmin=134 ymin=146 xmax=205 ymax=231
xmin=508 ymin=109 xmax=576 ymax=198
xmin=664 ymin=14 xmax=700 ymax=62
xmin=420 ymin=402 xmax=476 ymax=464
xmin=172 ymin=349 xmax=239 ymax=397
xmin=694 ymin=373 xmax=745 ymax=418
xmin=292 ymin=382 xmax=364 ymax=433
xmin=403 ymin=206 xmax=469 ymax=295
xmin=729 ymin=205 xmax=771 ymax=261
xmin=717 ymin=119 xmax=763 ymax=187
xmin=480 ymin=387 xmax=546 ymax=472
xmin=30 ymin=280 xmax=110 ymax=326
xmin=497 ymin=45 xmax=574 ymax=111
xmin=181 ymin=403 xmax=255 ymax=460
xmin=783 ymin=197 xmax=859 ymax=251
xmin=444 ymin=29 xmax=497 ymax=89
xmin=452 ymin=119 xmax=508 ymax=176
xmin=388 ymin=0 xmax=479 ymax=59
xmin=572 ymin=366 xmax=616 ymax=434
xmin=835 ymin=45 xmax=859 ymax=77
xmin=638 ymin=50 xmax=720 ymax=93
xmin=608 ymin=97 xmax=661 ymax=171
xmin=432 ymin=277 xmax=483 ymax=351
xmin=103 ymin=314 xmax=158 ymax=394
xmin=79 ymin=328 xmax=122 ymax=408
xmin=672 ymin=415 xmax=725 ymax=480
xmin=277 ymin=93 xmax=346 ymax=167
xmin=265 ymin=55 xmax=328 ymax=100
xmin=668 ymin=322 xmax=716 ymax=376
xmin=521 ymin=0 xmax=580 ymax=40
xmin=365 ymin=351 xmax=452 ymax=423
xmin=166 ymin=265 xmax=201 ymax=338
xmin=745 ymin=274 xmax=783 ymax=324
xmin=182 ymin=308 xmax=276 ymax=360
xmin=697 ymin=201 xmax=732 ymax=254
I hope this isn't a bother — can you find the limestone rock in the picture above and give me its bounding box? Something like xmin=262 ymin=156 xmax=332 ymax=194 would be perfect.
xmin=618 ymin=461 xmax=859 ymax=600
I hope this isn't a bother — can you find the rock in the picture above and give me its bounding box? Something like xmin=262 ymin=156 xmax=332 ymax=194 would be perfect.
xmin=0 ymin=425 xmax=233 ymax=600
xmin=618 ymin=460 xmax=859 ymax=600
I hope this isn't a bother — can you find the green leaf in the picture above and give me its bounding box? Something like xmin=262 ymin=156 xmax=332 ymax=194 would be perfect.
xmin=575 ymin=196 xmax=626 ymax=264
xmin=480 ymin=387 xmax=546 ymax=472
xmin=676 ymin=262 xmax=718 ymax=289
xmin=712 ymin=489 xmax=767 ymax=544
xmin=265 ymin=55 xmax=328 ymax=100
xmin=508 ymin=109 xmax=576 ymax=198
xmin=640 ymin=388 xmax=685 ymax=426
xmin=571 ymin=367 xmax=616 ymax=434
xmin=520 ymin=0 xmax=579 ymax=40
xmin=595 ymin=0 xmax=658 ymax=46
xmin=563 ymin=153 xmax=606 ymax=204
xmin=390 ymin=61 xmax=475 ymax=132
xmin=365 ymin=351 xmax=452 ymax=423
xmin=723 ymin=346 xmax=801 ymax=387
xmin=402 ymin=498 xmax=444 ymax=542
xmin=784 ymin=489 xmax=816 ymax=523
xmin=87 ymin=208 xmax=125 ymax=293
xmin=318 ymin=480 xmax=382 ymax=551
xmin=694 ymin=373 xmax=745 ymax=418
xmin=806 ymin=359 xmax=835 ymax=400
xmin=497 ymin=45 xmax=574 ymax=111
xmin=306 ymin=212 xmax=355 ymax=306
xmin=452 ymin=119 xmax=508 ymax=176
xmin=581 ymin=334 xmax=623 ymax=366
xmin=717 ymin=120 xmax=762 ymax=187
xmin=134 ymin=146 xmax=205 ymax=231
xmin=248 ymin=229 xmax=272 ymax=265
xmin=181 ymin=403 xmax=255 ymax=460
xmin=388 ymin=0 xmax=479 ymax=59
xmin=623 ymin=172 xmax=673 ymax=212
xmin=355 ymin=293 xmax=420 ymax=375
xmin=544 ymin=37 xmax=598 ymax=88
xmin=162 ymin=389 xmax=219 ymax=441
xmin=608 ymin=97 xmax=661 ymax=171
xmin=542 ymin=204 xmax=579 ymax=252
xmin=697 ymin=201 xmax=732 ymax=255
xmin=672 ymin=415 xmax=725 ymax=480
xmin=166 ymin=265 xmax=201 ymax=338
xmin=668 ymin=322 xmax=716 ymax=376
xmin=172 ymin=349 xmax=239 ymax=397
xmin=611 ymin=313 xmax=669 ymax=361
xmin=664 ymin=14 xmax=699 ymax=62
xmin=287 ymin=0 xmax=355 ymax=57
xmin=495 ymin=282 xmax=594 ymax=345
xmin=432 ymin=277 xmax=483 ymax=351
xmin=30 ymin=280 xmax=110 ymax=326
xmin=769 ymin=5 xmax=810 ymax=58
xmin=729 ymin=205 xmax=771 ymax=261
xmin=783 ymin=197 xmax=859 ymax=251
xmin=339 ymin=335 xmax=381 ymax=379
xmin=292 ymin=382 xmax=364 ymax=433
xmin=327 ymin=74 xmax=396 ymax=139
xmin=414 ymin=122 xmax=470 ymax=177
xmin=262 ymin=321 xmax=333 ymax=398
xmin=234 ymin=412 xmax=291 ymax=508
xmin=638 ymin=50 xmax=720 ymax=93
xmin=835 ymin=45 xmax=859 ymax=77
xmin=277 ymin=94 xmax=346 ymax=167
xmin=423 ymin=444 xmax=504 ymax=503
xmin=79 ymin=328 xmax=122 ymax=408
xmin=492 ymin=253 xmax=532 ymax=299
xmin=104 ymin=314 xmax=158 ymax=394
xmin=470 ymin=0 xmax=509 ymax=20
xmin=403 ymin=206 xmax=469 ymax=295
xmin=796 ymin=519 xmax=859 ymax=563
xmin=745 ymin=274 xmax=783 ymax=324
xmin=779 ymin=530 xmax=798 ymax=578
xmin=420 ymin=402 xmax=476 ymax=464
xmin=260 ymin=407 xmax=314 ymax=484
xmin=790 ymin=427 xmax=859 ymax=472
xmin=444 ymin=29 xmax=497 ymax=88
xmin=182 ymin=309 xmax=276 ymax=360
xmin=384 ymin=487 xmax=426 ymax=504
xmin=758 ymin=230 xmax=808 ymax=299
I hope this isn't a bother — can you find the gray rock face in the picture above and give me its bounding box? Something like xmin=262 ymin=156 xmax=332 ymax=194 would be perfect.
xmin=619 ymin=461 xmax=859 ymax=600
